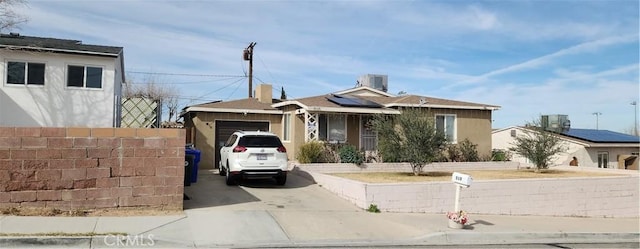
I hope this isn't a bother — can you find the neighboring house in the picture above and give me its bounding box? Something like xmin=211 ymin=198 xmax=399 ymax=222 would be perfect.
xmin=493 ymin=126 xmax=640 ymax=170
xmin=183 ymin=77 xmax=500 ymax=170
xmin=0 ymin=33 xmax=125 ymax=127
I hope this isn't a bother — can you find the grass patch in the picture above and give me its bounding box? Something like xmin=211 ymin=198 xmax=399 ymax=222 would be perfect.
xmin=331 ymin=169 xmax=624 ymax=183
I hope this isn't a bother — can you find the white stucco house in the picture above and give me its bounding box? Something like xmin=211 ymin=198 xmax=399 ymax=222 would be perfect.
xmin=493 ymin=126 xmax=640 ymax=170
xmin=0 ymin=33 xmax=125 ymax=127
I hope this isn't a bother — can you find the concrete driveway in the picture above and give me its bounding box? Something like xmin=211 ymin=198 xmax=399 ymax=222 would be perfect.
xmin=177 ymin=170 xmax=435 ymax=247
xmin=183 ymin=169 xmax=359 ymax=212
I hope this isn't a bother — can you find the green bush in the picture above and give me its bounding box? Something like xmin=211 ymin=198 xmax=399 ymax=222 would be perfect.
xmin=296 ymin=141 xmax=325 ymax=163
xmin=367 ymin=204 xmax=380 ymax=213
xmin=338 ymin=144 xmax=364 ymax=165
xmin=492 ymin=149 xmax=511 ymax=161
xmin=459 ymin=139 xmax=480 ymax=162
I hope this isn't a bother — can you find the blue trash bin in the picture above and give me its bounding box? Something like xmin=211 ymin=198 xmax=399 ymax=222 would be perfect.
xmin=185 ymin=148 xmax=201 ymax=183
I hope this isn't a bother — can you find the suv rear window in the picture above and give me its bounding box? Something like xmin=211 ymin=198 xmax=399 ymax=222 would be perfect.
xmin=238 ymin=135 xmax=283 ymax=147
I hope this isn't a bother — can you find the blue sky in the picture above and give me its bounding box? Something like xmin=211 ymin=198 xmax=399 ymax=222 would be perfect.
xmin=13 ymin=0 xmax=640 ymax=133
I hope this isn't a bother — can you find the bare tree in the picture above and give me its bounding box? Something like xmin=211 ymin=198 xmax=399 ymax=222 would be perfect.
xmin=0 ymin=0 xmax=27 ymax=32
xmin=124 ymin=74 xmax=181 ymax=123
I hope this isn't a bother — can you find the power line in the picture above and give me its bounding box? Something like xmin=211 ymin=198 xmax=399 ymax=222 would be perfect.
xmin=128 ymin=71 xmax=246 ymax=77
xmin=194 ymin=77 xmax=246 ymax=101
xmin=126 ymin=77 xmax=245 ymax=85
xmin=257 ymin=54 xmax=278 ymax=86
xmin=225 ymin=78 xmax=245 ymax=100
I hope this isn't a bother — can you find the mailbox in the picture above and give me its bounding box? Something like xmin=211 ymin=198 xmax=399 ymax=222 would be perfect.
xmin=452 ymin=172 xmax=472 ymax=187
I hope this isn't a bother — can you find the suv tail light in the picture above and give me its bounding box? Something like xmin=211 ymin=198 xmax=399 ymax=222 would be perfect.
xmin=233 ymin=146 xmax=247 ymax=153
xmin=277 ymin=146 xmax=287 ymax=153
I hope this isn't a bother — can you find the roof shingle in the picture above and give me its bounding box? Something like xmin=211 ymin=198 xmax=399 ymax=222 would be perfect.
xmin=0 ymin=33 xmax=123 ymax=56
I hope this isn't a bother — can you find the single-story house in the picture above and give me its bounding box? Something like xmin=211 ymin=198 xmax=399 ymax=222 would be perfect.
xmin=183 ymin=81 xmax=501 ymax=170
xmin=493 ymin=126 xmax=640 ymax=170
xmin=0 ymin=33 xmax=125 ymax=127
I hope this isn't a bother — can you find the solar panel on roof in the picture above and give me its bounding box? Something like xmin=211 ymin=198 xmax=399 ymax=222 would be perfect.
xmin=327 ymin=95 xmax=382 ymax=108
xmin=562 ymin=129 xmax=640 ymax=143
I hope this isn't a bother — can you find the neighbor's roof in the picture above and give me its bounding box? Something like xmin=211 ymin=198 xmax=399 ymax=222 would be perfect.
xmin=561 ymin=129 xmax=640 ymax=143
xmin=0 ymin=33 xmax=123 ymax=57
xmin=184 ymin=98 xmax=282 ymax=115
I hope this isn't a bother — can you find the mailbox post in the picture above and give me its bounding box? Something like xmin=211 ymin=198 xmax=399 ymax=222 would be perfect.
xmin=451 ymin=172 xmax=472 ymax=212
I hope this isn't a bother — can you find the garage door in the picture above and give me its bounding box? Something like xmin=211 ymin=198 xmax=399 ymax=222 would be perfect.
xmin=214 ymin=120 xmax=270 ymax=169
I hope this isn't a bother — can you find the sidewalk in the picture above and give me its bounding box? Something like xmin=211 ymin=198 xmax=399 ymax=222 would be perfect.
xmin=1 ymin=211 xmax=638 ymax=248
xmin=1 ymin=171 xmax=638 ymax=248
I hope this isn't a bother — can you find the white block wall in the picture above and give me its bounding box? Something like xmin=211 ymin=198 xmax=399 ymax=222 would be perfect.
xmin=294 ymin=163 xmax=640 ymax=218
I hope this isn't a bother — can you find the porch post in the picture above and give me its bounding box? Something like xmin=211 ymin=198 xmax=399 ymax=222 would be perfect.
xmin=305 ymin=112 xmax=318 ymax=142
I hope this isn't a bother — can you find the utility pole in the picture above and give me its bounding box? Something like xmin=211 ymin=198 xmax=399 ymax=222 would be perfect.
xmin=243 ymin=42 xmax=256 ymax=98
xmin=592 ymin=112 xmax=602 ymax=130
xmin=632 ymin=101 xmax=638 ymax=136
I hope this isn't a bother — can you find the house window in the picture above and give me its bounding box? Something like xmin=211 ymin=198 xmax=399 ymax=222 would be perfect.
xmin=282 ymin=113 xmax=291 ymax=141
xmin=597 ymin=151 xmax=609 ymax=168
xmin=67 ymin=65 xmax=103 ymax=88
xmin=436 ymin=114 xmax=456 ymax=142
xmin=510 ymin=129 xmax=516 ymax=137
xmin=318 ymin=114 xmax=346 ymax=143
xmin=6 ymin=61 xmax=45 ymax=85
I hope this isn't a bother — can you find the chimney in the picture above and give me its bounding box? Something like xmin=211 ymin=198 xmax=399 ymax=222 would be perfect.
xmin=255 ymin=84 xmax=272 ymax=104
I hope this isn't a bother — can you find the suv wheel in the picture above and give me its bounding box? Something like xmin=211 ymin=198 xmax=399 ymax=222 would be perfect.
xmin=218 ymin=164 xmax=226 ymax=176
xmin=275 ymin=174 xmax=287 ymax=186
xmin=225 ymin=169 xmax=236 ymax=186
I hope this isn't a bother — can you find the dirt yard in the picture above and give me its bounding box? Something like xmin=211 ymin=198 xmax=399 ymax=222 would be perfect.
xmin=0 ymin=206 xmax=183 ymax=217
xmin=331 ymin=169 xmax=625 ymax=183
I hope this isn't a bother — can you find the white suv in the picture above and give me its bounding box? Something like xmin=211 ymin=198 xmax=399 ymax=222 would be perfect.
xmin=219 ymin=131 xmax=288 ymax=186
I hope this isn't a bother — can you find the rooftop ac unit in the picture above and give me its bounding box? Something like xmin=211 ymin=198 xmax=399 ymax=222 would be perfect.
xmin=357 ymin=74 xmax=388 ymax=92
xmin=541 ymin=114 xmax=570 ymax=133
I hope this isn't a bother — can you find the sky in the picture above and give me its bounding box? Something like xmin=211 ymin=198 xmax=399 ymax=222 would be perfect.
xmin=10 ymin=0 xmax=640 ymax=133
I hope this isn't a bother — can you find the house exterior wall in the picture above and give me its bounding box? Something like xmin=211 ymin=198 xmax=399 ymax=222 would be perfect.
xmin=188 ymin=112 xmax=283 ymax=170
xmin=432 ymin=108 xmax=493 ymax=158
xmin=492 ymin=127 xmax=532 ymax=165
xmin=282 ymin=105 xmax=303 ymax=161
xmin=0 ymin=50 xmax=122 ymax=127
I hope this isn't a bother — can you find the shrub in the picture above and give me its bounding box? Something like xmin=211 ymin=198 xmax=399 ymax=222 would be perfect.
xmin=338 ymin=144 xmax=364 ymax=165
xmin=492 ymin=149 xmax=512 ymax=161
xmin=444 ymin=143 xmax=462 ymax=162
xmin=369 ymin=109 xmax=447 ymax=175
xmin=296 ymin=141 xmax=325 ymax=163
xmin=459 ymin=139 xmax=480 ymax=162
xmin=367 ymin=204 xmax=380 ymax=213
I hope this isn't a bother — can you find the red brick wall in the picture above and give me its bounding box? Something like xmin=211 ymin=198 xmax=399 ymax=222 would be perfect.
xmin=0 ymin=127 xmax=185 ymax=210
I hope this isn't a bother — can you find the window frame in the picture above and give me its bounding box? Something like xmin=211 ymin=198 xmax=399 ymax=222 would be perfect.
xmin=5 ymin=60 xmax=46 ymax=86
xmin=327 ymin=114 xmax=347 ymax=143
xmin=318 ymin=114 xmax=347 ymax=143
xmin=282 ymin=112 xmax=291 ymax=142
xmin=66 ymin=64 xmax=104 ymax=89
xmin=435 ymin=114 xmax=457 ymax=143
xmin=597 ymin=151 xmax=609 ymax=168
